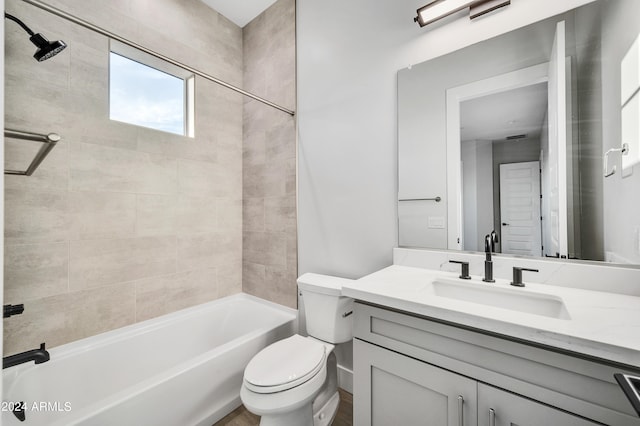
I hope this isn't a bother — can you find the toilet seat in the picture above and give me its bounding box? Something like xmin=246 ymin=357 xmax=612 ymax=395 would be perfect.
xmin=244 ymin=335 xmax=327 ymax=394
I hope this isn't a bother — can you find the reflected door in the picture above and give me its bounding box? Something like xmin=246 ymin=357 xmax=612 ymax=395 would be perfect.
xmin=500 ymin=161 xmax=542 ymax=256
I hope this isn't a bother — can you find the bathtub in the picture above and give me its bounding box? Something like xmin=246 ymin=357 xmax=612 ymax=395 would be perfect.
xmin=2 ymin=293 xmax=297 ymax=426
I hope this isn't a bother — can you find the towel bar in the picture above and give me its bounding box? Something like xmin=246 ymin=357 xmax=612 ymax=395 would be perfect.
xmin=4 ymin=128 xmax=60 ymax=176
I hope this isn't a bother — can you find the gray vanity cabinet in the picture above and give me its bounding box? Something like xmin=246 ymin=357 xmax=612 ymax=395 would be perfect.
xmin=352 ymin=302 xmax=640 ymax=426
xmin=354 ymin=339 xmax=478 ymax=426
xmin=477 ymin=383 xmax=598 ymax=426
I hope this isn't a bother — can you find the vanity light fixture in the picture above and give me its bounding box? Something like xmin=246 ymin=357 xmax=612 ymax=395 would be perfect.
xmin=414 ymin=0 xmax=511 ymax=27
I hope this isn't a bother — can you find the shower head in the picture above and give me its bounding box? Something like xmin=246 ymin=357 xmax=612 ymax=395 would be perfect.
xmin=4 ymin=12 xmax=67 ymax=62
xmin=29 ymin=33 xmax=67 ymax=62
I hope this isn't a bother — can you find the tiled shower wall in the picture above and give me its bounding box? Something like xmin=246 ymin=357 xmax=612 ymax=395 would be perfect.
xmin=4 ymin=0 xmax=244 ymax=354
xmin=242 ymin=0 xmax=297 ymax=308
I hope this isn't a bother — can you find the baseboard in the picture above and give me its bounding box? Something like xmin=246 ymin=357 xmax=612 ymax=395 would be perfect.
xmin=337 ymin=364 xmax=353 ymax=394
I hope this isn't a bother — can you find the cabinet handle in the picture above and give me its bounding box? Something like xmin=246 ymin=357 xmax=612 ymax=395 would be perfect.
xmin=457 ymin=395 xmax=464 ymax=426
xmin=489 ymin=408 xmax=496 ymax=426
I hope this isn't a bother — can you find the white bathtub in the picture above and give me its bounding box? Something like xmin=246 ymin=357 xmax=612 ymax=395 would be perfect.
xmin=2 ymin=293 xmax=297 ymax=426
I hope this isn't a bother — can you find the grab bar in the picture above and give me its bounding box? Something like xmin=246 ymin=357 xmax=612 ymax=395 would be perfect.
xmin=399 ymin=196 xmax=442 ymax=202
xmin=4 ymin=129 xmax=61 ymax=176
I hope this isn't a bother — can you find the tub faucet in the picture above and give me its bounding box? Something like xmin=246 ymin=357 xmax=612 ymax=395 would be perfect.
xmin=3 ymin=343 xmax=50 ymax=369
xmin=482 ymin=234 xmax=495 ymax=283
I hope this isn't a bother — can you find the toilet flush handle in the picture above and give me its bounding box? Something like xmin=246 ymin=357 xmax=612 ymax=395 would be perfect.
xmin=342 ymin=311 xmax=353 ymax=318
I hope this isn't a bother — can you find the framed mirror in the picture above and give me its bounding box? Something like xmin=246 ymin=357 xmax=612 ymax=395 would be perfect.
xmin=398 ymin=0 xmax=640 ymax=265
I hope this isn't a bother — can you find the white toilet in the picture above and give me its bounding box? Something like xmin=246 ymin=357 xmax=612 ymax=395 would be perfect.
xmin=240 ymin=273 xmax=354 ymax=426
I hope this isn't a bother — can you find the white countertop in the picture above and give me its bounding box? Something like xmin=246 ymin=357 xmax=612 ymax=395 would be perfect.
xmin=342 ymin=265 xmax=640 ymax=367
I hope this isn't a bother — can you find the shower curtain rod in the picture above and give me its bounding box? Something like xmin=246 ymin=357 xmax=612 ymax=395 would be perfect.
xmin=20 ymin=0 xmax=296 ymax=117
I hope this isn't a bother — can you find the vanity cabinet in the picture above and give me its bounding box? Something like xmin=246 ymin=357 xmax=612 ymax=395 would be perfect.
xmin=355 ymin=339 xmax=477 ymax=425
xmin=477 ymin=383 xmax=597 ymax=426
xmin=353 ymin=302 xmax=640 ymax=426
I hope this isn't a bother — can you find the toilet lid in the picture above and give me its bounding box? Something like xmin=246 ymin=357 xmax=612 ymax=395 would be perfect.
xmin=244 ymin=335 xmax=326 ymax=393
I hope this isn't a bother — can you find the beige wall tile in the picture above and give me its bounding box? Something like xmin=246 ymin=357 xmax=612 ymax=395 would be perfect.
xmin=177 ymin=231 xmax=241 ymax=272
xmin=69 ymin=191 xmax=136 ymax=240
xmin=67 ymin=118 xmax=138 ymax=152
xmin=71 ymin=141 xmax=178 ymax=195
xmin=243 ymin=261 xmax=266 ymax=299
xmin=243 ymin=130 xmax=267 ymax=168
xmin=265 ymin=265 xmax=298 ymax=308
xmin=242 ymin=0 xmax=297 ymax=306
xmin=135 ymin=268 xmax=218 ymax=322
xmin=5 ymin=189 xmax=69 ymax=244
xmin=217 ymin=198 xmax=242 ymax=231
xmin=176 ymin=195 xmax=218 ymax=234
xmin=287 ymin=232 xmax=298 ymax=272
xmin=136 ymin=194 xmax=177 ymax=236
xmin=265 ymin=196 xmax=296 ymax=233
xmin=136 ymin=154 xmax=178 ymax=195
xmin=69 ymin=236 xmax=176 ymax=290
xmin=243 ymin=198 xmax=265 ymax=232
xmin=4 ymin=242 xmax=69 ymax=304
xmin=3 ymin=282 xmax=136 ymax=354
xmin=243 ymin=164 xmax=287 ymax=198
xmin=178 ymin=159 xmax=219 ymax=197
xmin=243 ymin=231 xmax=287 ymax=267
xmin=218 ymin=261 xmax=242 ymax=298
xmin=136 ymin=129 xmax=184 ymax=159
xmin=69 ymin=142 xmax=141 ymax=192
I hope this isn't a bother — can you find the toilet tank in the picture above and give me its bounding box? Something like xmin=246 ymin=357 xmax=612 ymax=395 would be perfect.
xmin=297 ymin=273 xmax=354 ymax=344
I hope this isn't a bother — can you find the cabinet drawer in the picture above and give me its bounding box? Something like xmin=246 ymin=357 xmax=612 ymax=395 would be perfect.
xmin=354 ymin=302 xmax=640 ymax=425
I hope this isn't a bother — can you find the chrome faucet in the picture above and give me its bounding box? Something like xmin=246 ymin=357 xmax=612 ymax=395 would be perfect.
xmin=483 ymin=234 xmax=495 ymax=283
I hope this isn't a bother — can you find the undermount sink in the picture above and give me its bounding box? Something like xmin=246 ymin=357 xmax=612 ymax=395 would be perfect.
xmin=430 ymin=278 xmax=571 ymax=320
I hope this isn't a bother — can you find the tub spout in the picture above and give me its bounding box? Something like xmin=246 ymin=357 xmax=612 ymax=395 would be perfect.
xmin=3 ymin=343 xmax=50 ymax=369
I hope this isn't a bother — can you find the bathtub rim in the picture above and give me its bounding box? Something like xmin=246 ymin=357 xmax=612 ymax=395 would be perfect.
xmin=3 ymin=293 xmax=297 ymax=382
xmin=3 ymin=293 xmax=298 ymax=425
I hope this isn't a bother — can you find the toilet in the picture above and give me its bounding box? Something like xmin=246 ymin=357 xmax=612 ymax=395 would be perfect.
xmin=240 ymin=273 xmax=354 ymax=426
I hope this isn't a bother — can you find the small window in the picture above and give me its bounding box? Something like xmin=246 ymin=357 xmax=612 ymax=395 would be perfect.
xmin=109 ymin=41 xmax=195 ymax=137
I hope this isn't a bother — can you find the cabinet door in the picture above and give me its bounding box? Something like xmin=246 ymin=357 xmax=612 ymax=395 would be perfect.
xmin=478 ymin=383 xmax=599 ymax=426
xmin=354 ymin=339 xmax=477 ymax=426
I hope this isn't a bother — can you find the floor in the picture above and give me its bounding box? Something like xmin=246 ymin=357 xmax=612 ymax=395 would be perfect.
xmin=215 ymin=389 xmax=353 ymax=426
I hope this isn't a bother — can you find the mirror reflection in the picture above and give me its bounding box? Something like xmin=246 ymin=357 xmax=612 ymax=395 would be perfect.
xmin=398 ymin=0 xmax=640 ymax=265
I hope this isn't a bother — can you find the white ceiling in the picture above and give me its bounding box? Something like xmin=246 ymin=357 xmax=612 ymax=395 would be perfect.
xmin=460 ymin=82 xmax=548 ymax=142
xmin=200 ymin=0 xmax=278 ymax=27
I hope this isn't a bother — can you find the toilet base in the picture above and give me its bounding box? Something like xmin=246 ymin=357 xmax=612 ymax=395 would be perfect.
xmin=259 ymin=404 xmax=314 ymax=426
xmin=313 ymin=391 xmax=340 ymax=426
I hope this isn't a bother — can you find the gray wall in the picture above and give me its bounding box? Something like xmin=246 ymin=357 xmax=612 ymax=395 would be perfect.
xmin=297 ymin=0 xmax=594 ymax=278
xmin=242 ymin=0 xmax=297 ymax=308
xmin=4 ymin=0 xmax=244 ymax=354
xmin=462 ymin=140 xmax=493 ymax=252
xmin=574 ymin=2 xmax=605 ymax=261
xmin=599 ymin=0 xmax=640 ymax=263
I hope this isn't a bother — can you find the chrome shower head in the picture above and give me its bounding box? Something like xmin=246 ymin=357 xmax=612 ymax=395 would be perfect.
xmin=5 ymin=12 xmax=67 ymax=62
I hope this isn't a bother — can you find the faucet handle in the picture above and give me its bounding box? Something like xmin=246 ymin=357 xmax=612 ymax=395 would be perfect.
xmin=511 ymin=267 xmax=539 ymax=287
xmin=449 ymin=260 xmax=471 ymax=280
